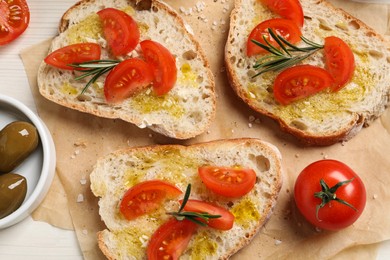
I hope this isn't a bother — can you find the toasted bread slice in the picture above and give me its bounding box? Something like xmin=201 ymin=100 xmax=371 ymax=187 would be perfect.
xmin=90 ymin=138 xmax=283 ymax=259
xmin=225 ymin=0 xmax=390 ymax=145
xmin=37 ymin=0 xmax=215 ymax=139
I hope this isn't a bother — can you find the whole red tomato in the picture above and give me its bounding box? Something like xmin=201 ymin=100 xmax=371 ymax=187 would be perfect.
xmin=294 ymin=160 xmax=366 ymax=231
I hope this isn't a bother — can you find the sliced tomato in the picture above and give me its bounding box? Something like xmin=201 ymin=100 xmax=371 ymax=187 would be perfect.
xmin=0 ymin=0 xmax=29 ymax=45
xmin=198 ymin=166 xmax=256 ymax=198
xmin=247 ymin=18 xmax=302 ymax=57
xmin=273 ymin=64 xmax=335 ymax=105
xmin=259 ymin=0 xmax=304 ymax=27
xmin=140 ymin=40 xmax=177 ymax=95
xmin=44 ymin=43 xmax=101 ymax=70
xmin=97 ymin=8 xmax=140 ymax=56
xmin=119 ymin=180 xmax=182 ymax=220
xmin=104 ymin=58 xmax=154 ymax=103
xmin=324 ymin=36 xmax=355 ymax=92
xmin=180 ymin=199 xmax=234 ymax=230
xmin=147 ymin=218 xmax=197 ymax=260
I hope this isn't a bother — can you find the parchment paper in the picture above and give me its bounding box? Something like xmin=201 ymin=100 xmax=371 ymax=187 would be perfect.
xmin=20 ymin=0 xmax=390 ymax=259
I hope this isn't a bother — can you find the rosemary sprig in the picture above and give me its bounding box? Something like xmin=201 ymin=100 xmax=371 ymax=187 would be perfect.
xmin=252 ymin=29 xmax=324 ymax=77
xmin=167 ymin=184 xmax=221 ymax=226
xmin=68 ymin=59 xmax=120 ymax=94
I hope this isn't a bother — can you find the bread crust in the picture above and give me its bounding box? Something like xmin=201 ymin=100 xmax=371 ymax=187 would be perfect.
xmin=90 ymin=138 xmax=283 ymax=259
xmin=225 ymin=0 xmax=390 ymax=146
xmin=38 ymin=0 xmax=216 ymax=140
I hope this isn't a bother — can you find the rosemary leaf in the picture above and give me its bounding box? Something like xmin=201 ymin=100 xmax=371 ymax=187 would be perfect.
xmin=68 ymin=59 xmax=120 ymax=94
xmin=167 ymin=184 xmax=222 ymax=227
xmin=80 ymin=66 xmax=114 ymax=94
xmin=254 ymin=56 xmax=290 ymax=69
xmin=252 ymin=29 xmax=324 ymax=77
xmin=252 ymin=39 xmax=283 ymax=56
xmin=268 ymin=29 xmax=291 ymax=56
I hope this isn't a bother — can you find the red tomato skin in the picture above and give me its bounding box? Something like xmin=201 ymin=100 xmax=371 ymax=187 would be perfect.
xmin=44 ymin=43 xmax=101 ymax=70
xmin=104 ymin=58 xmax=154 ymax=103
xmin=198 ymin=166 xmax=256 ymax=198
xmin=97 ymin=8 xmax=140 ymax=56
xmin=180 ymin=199 xmax=235 ymax=230
xmin=119 ymin=180 xmax=182 ymax=221
xmin=247 ymin=18 xmax=302 ymax=57
xmin=294 ymin=160 xmax=366 ymax=231
xmin=0 ymin=0 xmax=30 ymax=45
xmin=273 ymin=64 xmax=335 ymax=105
xmin=259 ymin=0 xmax=304 ymax=27
xmin=147 ymin=218 xmax=197 ymax=260
xmin=140 ymin=40 xmax=177 ymax=95
xmin=324 ymin=36 xmax=355 ymax=91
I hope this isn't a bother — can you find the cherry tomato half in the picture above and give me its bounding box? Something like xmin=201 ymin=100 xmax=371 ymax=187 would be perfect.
xmin=140 ymin=40 xmax=177 ymax=95
xmin=273 ymin=64 xmax=335 ymax=105
xmin=324 ymin=36 xmax=355 ymax=91
xmin=247 ymin=18 xmax=302 ymax=57
xmin=97 ymin=8 xmax=140 ymax=56
xmin=259 ymin=0 xmax=304 ymax=27
xmin=147 ymin=218 xmax=197 ymax=260
xmin=294 ymin=160 xmax=366 ymax=231
xmin=0 ymin=0 xmax=30 ymax=45
xmin=198 ymin=166 xmax=256 ymax=198
xmin=44 ymin=43 xmax=101 ymax=70
xmin=119 ymin=180 xmax=182 ymax=220
xmin=104 ymin=58 xmax=154 ymax=103
xmin=179 ymin=199 xmax=234 ymax=230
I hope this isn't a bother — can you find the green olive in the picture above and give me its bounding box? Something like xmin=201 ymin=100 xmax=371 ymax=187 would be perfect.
xmin=0 ymin=173 xmax=27 ymax=219
xmin=0 ymin=121 xmax=39 ymax=173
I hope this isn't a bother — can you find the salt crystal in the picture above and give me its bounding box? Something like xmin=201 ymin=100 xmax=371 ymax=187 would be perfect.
xmin=77 ymin=194 xmax=84 ymax=203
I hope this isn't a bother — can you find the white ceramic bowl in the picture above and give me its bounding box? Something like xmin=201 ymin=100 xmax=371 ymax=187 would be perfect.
xmin=0 ymin=94 xmax=56 ymax=229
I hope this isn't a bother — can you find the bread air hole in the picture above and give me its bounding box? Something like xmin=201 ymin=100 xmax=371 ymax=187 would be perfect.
xmin=182 ymin=50 xmax=197 ymax=60
xmin=348 ymin=20 xmax=360 ymax=30
xmin=237 ymin=58 xmax=245 ymax=69
xmin=249 ymin=154 xmax=270 ymax=172
xmin=318 ymin=18 xmax=332 ymax=31
xmin=369 ymin=50 xmax=384 ymax=59
xmin=197 ymin=75 xmax=204 ymax=84
xmin=247 ymin=70 xmax=257 ymax=82
xmin=291 ymin=120 xmax=308 ymax=130
xmin=189 ymin=111 xmax=203 ymax=123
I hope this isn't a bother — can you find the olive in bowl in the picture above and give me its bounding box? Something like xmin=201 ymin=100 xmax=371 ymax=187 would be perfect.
xmin=0 ymin=121 xmax=39 ymax=173
xmin=0 ymin=94 xmax=56 ymax=229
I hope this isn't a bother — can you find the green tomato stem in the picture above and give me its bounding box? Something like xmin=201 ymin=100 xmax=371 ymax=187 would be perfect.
xmin=314 ymin=178 xmax=358 ymax=221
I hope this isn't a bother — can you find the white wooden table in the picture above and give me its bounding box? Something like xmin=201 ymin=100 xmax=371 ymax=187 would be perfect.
xmin=1 ymin=0 xmax=390 ymax=259
xmin=0 ymin=1 xmax=83 ymax=259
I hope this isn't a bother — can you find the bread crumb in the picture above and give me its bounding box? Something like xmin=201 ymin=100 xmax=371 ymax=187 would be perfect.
xmin=82 ymin=229 xmax=88 ymax=235
xmin=71 ymin=149 xmax=80 ymax=159
xmin=373 ymin=194 xmax=378 ymax=199
xmin=315 ymin=227 xmax=322 ymax=232
xmin=295 ymin=153 xmax=299 ymax=158
xmin=139 ymin=235 xmax=149 ymax=248
xmin=77 ymin=194 xmax=84 ymax=203
xmin=274 ymin=239 xmax=282 ymax=245
xmin=80 ymin=178 xmax=87 ymax=185
xmin=249 ymin=115 xmax=256 ymax=122
xmin=248 ymin=123 xmax=253 ymax=128
xmin=74 ymin=140 xmax=87 ymax=148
